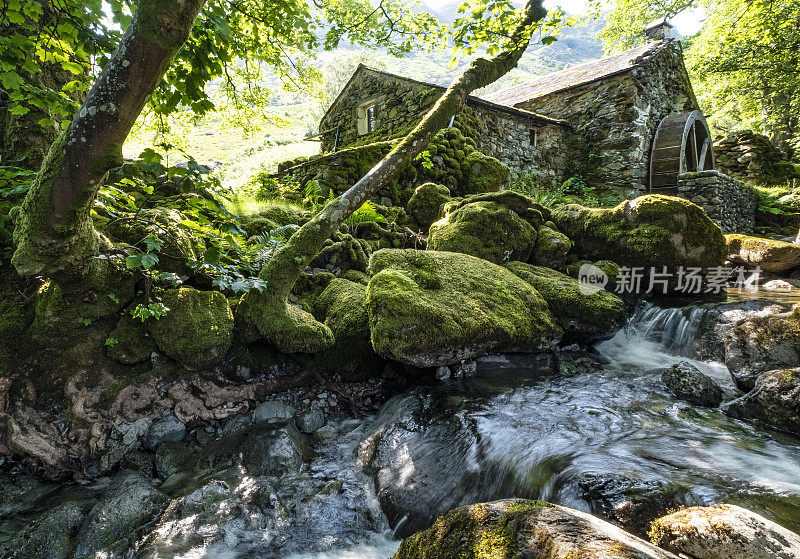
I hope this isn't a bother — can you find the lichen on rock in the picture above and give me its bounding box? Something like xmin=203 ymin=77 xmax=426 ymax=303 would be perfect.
xmin=148 ymin=287 xmax=234 ymax=370
xmin=365 ymin=249 xmax=562 ymax=367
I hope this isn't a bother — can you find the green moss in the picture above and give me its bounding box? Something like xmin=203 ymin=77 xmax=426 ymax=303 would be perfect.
xmin=505 ymin=262 xmax=627 ymax=341
xmin=311 ymin=278 xmax=382 ymax=379
xmin=532 ymin=225 xmax=572 ymax=269
xmin=394 ymin=500 xmax=554 ymax=559
xmin=553 ymin=195 xmax=725 ymax=272
xmin=365 ymin=249 xmax=562 ymax=366
xmin=458 ymin=151 xmax=508 ymax=196
xmin=725 ymin=233 xmax=800 ymax=272
xmin=341 ymin=269 xmax=370 ymax=285
xmin=106 ymin=312 xmax=156 ymax=365
xmin=148 ymin=287 xmax=234 ymax=370
xmin=406 ymin=182 xmax=452 ymax=231
xmin=428 ymin=201 xmax=537 ymax=264
xmin=12 ymin=130 xmax=101 ymax=278
xmin=89 ymin=142 xmax=124 ymax=176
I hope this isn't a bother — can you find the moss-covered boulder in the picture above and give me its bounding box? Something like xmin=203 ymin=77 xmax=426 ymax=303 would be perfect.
xmin=394 ymin=499 xmax=679 ymax=559
xmin=239 ymin=203 xmax=309 ymax=237
xmin=313 ymin=278 xmax=383 ymax=379
xmin=723 ymin=310 xmax=800 ymax=391
xmin=722 ymin=368 xmax=800 ymax=436
xmin=406 ymin=182 xmax=452 ymax=231
xmin=725 ymin=234 xmax=800 ymax=273
xmin=458 ymin=151 xmax=508 ymax=196
xmin=553 ymin=195 xmax=726 ymax=276
xmin=532 ymin=224 xmax=572 ymax=268
xmin=649 ymin=504 xmax=800 ymax=559
xmin=428 ymin=201 xmax=537 ymax=264
xmin=365 ymin=249 xmax=562 ymax=367
xmin=309 ymin=231 xmax=370 ymax=274
xmin=148 ymin=288 xmax=234 ymax=370
xmin=106 ymin=312 xmax=156 ymax=365
xmin=505 ymin=262 xmax=626 ymax=342
xmin=106 ymin=208 xmax=206 ymax=275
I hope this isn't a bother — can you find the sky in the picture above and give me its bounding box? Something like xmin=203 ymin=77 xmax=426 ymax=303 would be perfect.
xmin=421 ymin=0 xmax=706 ymax=37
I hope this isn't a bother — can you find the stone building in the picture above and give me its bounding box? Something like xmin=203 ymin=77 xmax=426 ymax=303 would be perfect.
xmin=292 ymin=21 xmax=758 ymax=231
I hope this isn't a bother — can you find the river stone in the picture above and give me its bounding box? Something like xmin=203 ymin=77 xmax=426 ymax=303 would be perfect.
xmin=73 ymin=470 xmax=168 ymax=559
xmin=659 ymin=361 xmax=724 ymax=407
xmin=148 ymin=287 xmax=234 ymax=370
xmin=296 ymin=410 xmax=325 ymax=433
xmin=650 ymin=504 xmax=800 ymax=559
xmin=155 ymin=441 xmax=196 ymax=479
xmin=8 ymin=500 xmax=90 ymax=559
xmin=722 ymin=368 xmax=800 ymax=437
xmin=145 ymin=413 xmax=186 ymax=450
xmin=393 ymin=499 xmax=680 ymax=559
xmin=253 ymin=400 xmax=296 ymax=424
xmin=577 ymin=473 xmax=681 ymax=538
xmin=365 ymin=249 xmax=562 ymax=367
xmin=725 ymin=234 xmax=800 ymax=272
xmin=724 ymin=310 xmax=800 ymax=391
xmin=241 ymin=424 xmax=304 ymax=477
xmin=101 ymin=417 xmax=152 ymax=472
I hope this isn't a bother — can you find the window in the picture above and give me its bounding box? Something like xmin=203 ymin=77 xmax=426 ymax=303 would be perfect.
xmin=529 ymin=127 xmax=538 ymax=147
xmin=357 ymin=101 xmax=377 ymax=135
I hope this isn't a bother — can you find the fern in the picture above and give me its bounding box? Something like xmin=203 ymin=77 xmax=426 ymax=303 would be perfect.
xmin=344 ymin=201 xmax=388 ymax=225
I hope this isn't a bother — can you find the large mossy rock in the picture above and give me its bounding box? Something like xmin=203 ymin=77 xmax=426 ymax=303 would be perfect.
xmin=650 ymin=504 xmax=800 ymax=559
xmin=313 ymin=278 xmax=383 ymax=379
xmin=394 ymin=499 xmax=679 ymax=559
xmin=531 ymin=223 xmax=571 ymax=268
xmin=725 ymin=234 xmax=800 ymax=273
xmin=428 ymin=194 xmax=544 ymax=264
xmin=365 ymin=249 xmax=562 ymax=367
xmin=458 ymin=151 xmax=508 ymax=195
xmin=723 ymin=310 xmax=800 ymax=391
xmin=658 ymin=361 xmax=724 ymax=407
xmin=722 ymin=368 xmax=800 ymax=437
xmin=239 ymin=203 xmax=309 ymax=238
xmin=505 ymin=262 xmax=626 ymax=342
xmin=553 ymin=195 xmax=726 ymax=272
xmin=406 ymin=182 xmax=452 ymax=231
xmin=148 ymin=288 xmax=234 ymax=370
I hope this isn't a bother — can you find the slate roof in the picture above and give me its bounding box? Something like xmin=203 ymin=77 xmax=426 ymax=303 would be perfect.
xmin=482 ymin=41 xmax=665 ymax=107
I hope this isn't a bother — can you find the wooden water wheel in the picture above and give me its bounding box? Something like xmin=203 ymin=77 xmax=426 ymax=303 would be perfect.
xmin=649 ymin=110 xmax=715 ymax=191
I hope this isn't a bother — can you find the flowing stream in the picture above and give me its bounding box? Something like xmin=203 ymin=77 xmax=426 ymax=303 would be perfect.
xmin=3 ymin=299 xmax=800 ymax=558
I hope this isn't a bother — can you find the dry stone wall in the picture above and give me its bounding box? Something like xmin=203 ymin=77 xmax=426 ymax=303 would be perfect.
xmin=677 ymin=170 xmax=757 ymax=233
xmin=714 ymin=130 xmax=798 ymax=187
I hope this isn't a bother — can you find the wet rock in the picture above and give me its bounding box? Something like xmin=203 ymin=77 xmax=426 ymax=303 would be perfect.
xmin=73 ymin=470 xmax=168 ymax=558
xmin=296 ymin=410 xmax=325 ymax=434
xmin=366 ymin=249 xmax=562 ymax=367
xmin=0 ymin=473 xmax=57 ymax=516
xmin=359 ymin=392 xmax=484 ymax=538
xmin=240 ymin=424 xmax=304 ymax=477
xmin=659 ymin=361 xmax=724 ymax=407
xmin=253 ymin=400 xmax=296 ymax=424
xmin=101 ymin=417 xmax=152 ymax=472
xmin=145 ymin=413 xmax=186 ymax=450
xmin=394 ymin=499 xmax=679 ymax=559
xmin=7 ymin=500 xmax=90 ymax=559
xmin=724 ymin=310 xmax=800 ymax=391
xmin=155 ymin=441 xmax=196 ymax=479
xmin=725 ymin=233 xmax=800 ymax=272
xmin=651 ymin=504 xmax=800 ymax=559
xmin=722 ymin=368 xmax=800 ymax=437
xmin=577 ymin=473 xmax=681 ymax=538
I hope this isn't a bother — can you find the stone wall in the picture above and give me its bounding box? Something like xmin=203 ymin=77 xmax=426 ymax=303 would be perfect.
xmin=516 ymin=40 xmax=697 ymax=195
xmin=319 ymin=66 xmax=580 ymax=186
xmin=677 ymin=170 xmax=757 ymax=233
xmin=714 ymin=130 xmax=798 ymax=187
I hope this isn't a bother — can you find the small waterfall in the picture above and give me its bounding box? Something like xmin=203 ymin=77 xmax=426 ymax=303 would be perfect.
xmin=630 ymin=303 xmax=709 ymax=356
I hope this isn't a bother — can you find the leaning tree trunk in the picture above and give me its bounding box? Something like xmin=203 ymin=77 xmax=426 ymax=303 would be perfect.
xmin=11 ymin=0 xmax=206 ymax=279
xmin=237 ymin=0 xmax=548 ymax=353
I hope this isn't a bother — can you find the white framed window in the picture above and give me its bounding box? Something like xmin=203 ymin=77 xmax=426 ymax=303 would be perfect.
xmin=357 ymin=101 xmax=377 ymax=135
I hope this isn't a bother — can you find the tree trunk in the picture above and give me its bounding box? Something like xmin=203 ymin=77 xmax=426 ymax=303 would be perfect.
xmin=12 ymin=0 xmax=206 ymax=279
xmin=237 ymin=0 xmax=548 ymax=353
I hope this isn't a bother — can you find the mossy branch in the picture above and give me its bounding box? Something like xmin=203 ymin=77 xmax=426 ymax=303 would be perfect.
xmin=11 ymin=0 xmax=206 ymax=279
xmin=237 ymin=0 xmax=548 ymax=351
